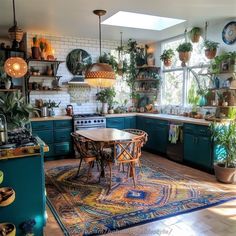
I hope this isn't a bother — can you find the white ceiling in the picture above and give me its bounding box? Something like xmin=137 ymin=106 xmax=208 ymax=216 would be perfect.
xmin=0 ymin=0 xmax=236 ymax=43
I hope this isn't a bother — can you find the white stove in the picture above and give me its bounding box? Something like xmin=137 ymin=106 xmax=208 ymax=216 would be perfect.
xmin=73 ymin=113 xmax=106 ymax=130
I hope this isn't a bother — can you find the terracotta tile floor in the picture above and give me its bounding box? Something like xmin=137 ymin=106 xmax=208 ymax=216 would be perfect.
xmin=44 ymin=152 xmax=236 ymax=236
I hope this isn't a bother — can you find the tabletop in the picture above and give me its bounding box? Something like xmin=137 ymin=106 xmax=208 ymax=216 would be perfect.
xmin=75 ymin=128 xmax=137 ymax=142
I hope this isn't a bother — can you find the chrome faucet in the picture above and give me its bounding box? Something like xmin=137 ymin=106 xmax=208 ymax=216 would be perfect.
xmin=0 ymin=114 xmax=8 ymax=145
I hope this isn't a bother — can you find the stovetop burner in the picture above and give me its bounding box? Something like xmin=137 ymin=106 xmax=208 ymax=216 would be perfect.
xmin=73 ymin=113 xmax=103 ymax=118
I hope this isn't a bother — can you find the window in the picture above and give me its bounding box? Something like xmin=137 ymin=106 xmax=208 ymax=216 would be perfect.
xmin=161 ymin=36 xmax=210 ymax=106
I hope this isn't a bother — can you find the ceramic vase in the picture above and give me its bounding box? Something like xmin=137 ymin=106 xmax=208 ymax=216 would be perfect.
xmin=102 ymin=103 xmax=108 ymax=114
xmin=5 ymin=80 xmax=11 ymax=90
xmin=31 ymin=47 xmax=40 ymax=60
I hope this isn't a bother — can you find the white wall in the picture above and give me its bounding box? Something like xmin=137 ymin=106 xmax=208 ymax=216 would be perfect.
xmin=26 ymin=32 xmax=130 ymax=114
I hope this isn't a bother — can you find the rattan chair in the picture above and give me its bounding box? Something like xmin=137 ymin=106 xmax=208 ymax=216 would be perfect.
xmin=71 ymin=133 xmax=98 ymax=181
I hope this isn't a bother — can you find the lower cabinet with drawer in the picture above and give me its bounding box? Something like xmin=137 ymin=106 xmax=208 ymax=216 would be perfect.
xmin=183 ymin=123 xmax=213 ymax=171
xmin=106 ymin=116 xmax=136 ymax=129
xmin=31 ymin=119 xmax=73 ymax=160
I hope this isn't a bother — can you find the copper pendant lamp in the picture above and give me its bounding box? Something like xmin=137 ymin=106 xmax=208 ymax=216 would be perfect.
xmin=8 ymin=0 xmax=24 ymax=49
xmin=4 ymin=57 xmax=27 ymax=78
xmin=85 ymin=10 xmax=116 ymax=88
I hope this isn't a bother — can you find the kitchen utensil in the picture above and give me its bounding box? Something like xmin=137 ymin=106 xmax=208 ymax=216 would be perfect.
xmin=66 ymin=105 xmax=73 ymax=116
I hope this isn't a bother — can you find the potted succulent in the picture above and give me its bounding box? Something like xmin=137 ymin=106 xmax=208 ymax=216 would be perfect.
xmin=210 ymin=121 xmax=236 ymax=183
xmin=96 ymin=87 xmax=116 ymax=114
xmin=176 ymin=42 xmax=193 ymax=67
xmin=204 ymin=40 xmax=219 ymax=59
xmin=160 ymin=49 xmax=175 ymax=67
xmin=189 ymin=27 xmax=202 ymax=43
xmin=0 ymin=92 xmax=38 ymax=130
xmin=31 ymin=35 xmax=40 ymax=60
xmin=39 ymin=41 xmax=46 ymax=60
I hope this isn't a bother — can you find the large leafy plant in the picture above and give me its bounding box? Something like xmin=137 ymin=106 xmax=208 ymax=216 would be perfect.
xmin=0 ymin=92 xmax=38 ymax=130
xmin=96 ymin=87 xmax=116 ymax=108
xmin=210 ymin=121 xmax=236 ymax=168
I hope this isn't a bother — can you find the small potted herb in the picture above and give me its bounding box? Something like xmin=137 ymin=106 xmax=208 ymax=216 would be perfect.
xmin=176 ymin=42 xmax=193 ymax=67
xmin=189 ymin=27 xmax=202 ymax=43
xmin=204 ymin=40 xmax=219 ymax=59
xmin=160 ymin=49 xmax=175 ymax=67
xmin=31 ymin=35 xmax=40 ymax=60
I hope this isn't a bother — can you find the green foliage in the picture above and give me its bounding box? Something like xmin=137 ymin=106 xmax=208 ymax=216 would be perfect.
xmin=43 ymin=100 xmax=61 ymax=108
xmin=96 ymin=87 xmax=116 ymax=108
xmin=188 ymin=84 xmax=200 ymax=105
xmin=189 ymin=27 xmax=202 ymax=36
xmin=210 ymin=51 xmax=236 ymax=73
xmin=0 ymin=92 xmax=38 ymax=130
xmin=176 ymin=42 xmax=193 ymax=52
xmin=210 ymin=121 xmax=236 ymax=168
xmin=204 ymin=40 xmax=219 ymax=50
xmin=39 ymin=42 xmax=46 ymax=51
xmin=32 ymin=35 xmax=38 ymax=46
xmin=160 ymin=49 xmax=175 ymax=61
xmin=228 ymin=107 xmax=236 ymax=120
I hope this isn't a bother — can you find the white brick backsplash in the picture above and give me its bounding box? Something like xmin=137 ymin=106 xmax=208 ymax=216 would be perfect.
xmin=26 ymin=32 xmax=130 ymax=115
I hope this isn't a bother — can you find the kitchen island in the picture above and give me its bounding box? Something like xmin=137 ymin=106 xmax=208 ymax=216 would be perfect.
xmin=0 ymin=137 xmax=48 ymax=236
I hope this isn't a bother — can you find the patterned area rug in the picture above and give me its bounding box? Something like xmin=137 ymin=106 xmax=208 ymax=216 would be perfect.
xmin=45 ymin=160 xmax=236 ymax=236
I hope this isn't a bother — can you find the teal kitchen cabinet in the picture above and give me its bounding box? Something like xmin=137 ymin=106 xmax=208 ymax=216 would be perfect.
xmin=106 ymin=117 xmax=125 ymax=129
xmin=183 ymin=123 xmax=213 ymax=170
xmin=0 ymin=155 xmax=46 ymax=236
xmin=106 ymin=116 xmax=136 ymax=130
xmin=124 ymin=116 xmax=136 ymax=129
xmin=31 ymin=119 xmax=73 ymax=160
xmin=137 ymin=116 xmax=168 ymax=154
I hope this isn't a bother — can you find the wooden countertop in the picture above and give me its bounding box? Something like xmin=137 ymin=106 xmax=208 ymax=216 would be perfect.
xmin=30 ymin=115 xmax=72 ymax=121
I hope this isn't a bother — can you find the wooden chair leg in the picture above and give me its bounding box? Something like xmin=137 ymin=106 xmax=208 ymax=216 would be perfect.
xmin=108 ymin=162 xmax=112 ymax=190
xmin=131 ymin=162 xmax=136 ymax=187
xmin=76 ymin=158 xmax=83 ymax=176
xmin=138 ymin=159 xmax=143 ymax=173
xmin=86 ymin=162 xmax=93 ymax=182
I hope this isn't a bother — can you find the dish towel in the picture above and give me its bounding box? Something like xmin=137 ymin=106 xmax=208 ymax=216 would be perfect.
xmin=169 ymin=124 xmax=180 ymax=144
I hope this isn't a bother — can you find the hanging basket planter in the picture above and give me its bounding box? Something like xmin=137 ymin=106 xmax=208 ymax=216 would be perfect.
xmin=160 ymin=49 xmax=174 ymax=68
xmin=176 ymin=42 xmax=193 ymax=67
xmin=178 ymin=51 xmax=192 ymax=67
xmin=204 ymin=40 xmax=219 ymax=60
xmin=205 ymin=49 xmax=217 ymax=59
xmin=163 ymin=59 xmax=172 ymax=67
xmin=189 ymin=27 xmax=202 ymax=43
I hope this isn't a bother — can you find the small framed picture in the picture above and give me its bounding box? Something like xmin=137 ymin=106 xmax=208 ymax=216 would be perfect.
xmin=221 ymin=61 xmax=230 ymax=72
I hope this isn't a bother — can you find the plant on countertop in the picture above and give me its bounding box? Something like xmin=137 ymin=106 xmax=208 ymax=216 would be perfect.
xmin=160 ymin=49 xmax=175 ymax=67
xmin=96 ymin=87 xmax=116 ymax=107
xmin=210 ymin=121 xmax=236 ymax=183
xmin=176 ymin=42 xmax=193 ymax=67
xmin=189 ymin=27 xmax=202 ymax=43
xmin=0 ymin=92 xmax=39 ymax=130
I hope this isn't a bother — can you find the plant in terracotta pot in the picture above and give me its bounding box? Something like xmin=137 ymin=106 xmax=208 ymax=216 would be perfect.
xmin=210 ymin=121 xmax=236 ymax=183
xmin=39 ymin=41 xmax=46 ymax=60
xmin=160 ymin=49 xmax=175 ymax=67
xmin=204 ymin=40 xmax=219 ymax=60
xmin=189 ymin=27 xmax=202 ymax=43
xmin=176 ymin=42 xmax=193 ymax=67
xmin=96 ymin=87 xmax=116 ymax=114
xmin=31 ymin=35 xmax=40 ymax=60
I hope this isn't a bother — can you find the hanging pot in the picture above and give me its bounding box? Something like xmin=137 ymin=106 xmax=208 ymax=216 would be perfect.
xmin=191 ymin=34 xmax=201 ymax=43
xmin=163 ymin=59 xmax=172 ymax=67
xmin=205 ymin=49 xmax=217 ymax=59
xmin=178 ymin=51 xmax=191 ymax=67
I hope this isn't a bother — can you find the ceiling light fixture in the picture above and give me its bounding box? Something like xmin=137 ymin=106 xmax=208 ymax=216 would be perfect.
xmin=4 ymin=57 xmax=27 ymax=78
xmin=85 ymin=10 xmax=116 ymax=88
xmin=8 ymin=0 xmax=24 ymax=49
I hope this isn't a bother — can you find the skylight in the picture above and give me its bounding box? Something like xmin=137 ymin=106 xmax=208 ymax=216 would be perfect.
xmin=102 ymin=11 xmax=185 ymax=31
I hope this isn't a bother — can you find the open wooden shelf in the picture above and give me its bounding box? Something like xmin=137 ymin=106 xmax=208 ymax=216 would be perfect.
xmin=0 ymin=89 xmax=20 ymax=92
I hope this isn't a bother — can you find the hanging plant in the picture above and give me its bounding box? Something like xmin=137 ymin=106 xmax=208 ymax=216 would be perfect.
xmin=160 ymin=49 xmax=175 ymax=67
xmin=189 ymin=27 xmax=202 ymax=43
xmin=176 ymin=42 xmax=193 ymax=67
xmin=204 ymin=40 xmax=220 ymax=60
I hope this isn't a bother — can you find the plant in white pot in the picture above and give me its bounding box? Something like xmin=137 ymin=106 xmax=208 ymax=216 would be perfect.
xmin=210 ymin=121 xmax=236 ymax=183
xmin=96 ymin=87 xmax=116 ymax=114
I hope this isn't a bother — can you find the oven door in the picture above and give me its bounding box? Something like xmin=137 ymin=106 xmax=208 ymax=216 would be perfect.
xmin=74 ymin=125 xmax=106 ymax=131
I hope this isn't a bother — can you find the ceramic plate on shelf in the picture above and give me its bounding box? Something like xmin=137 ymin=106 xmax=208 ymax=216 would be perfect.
xmin=222 ymin=21 xmax=236 ymax=45
xmin=66 ymin=49 xmax=92 ymax=76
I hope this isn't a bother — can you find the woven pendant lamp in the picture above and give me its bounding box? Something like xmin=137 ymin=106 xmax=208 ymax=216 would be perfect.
xmin=8 ymin=0 xmax=24 ymax=49
xmin=4 ymin=57 xmax=27 ymax=78
xmin=85 ymin=10 xmax=116 ymax=88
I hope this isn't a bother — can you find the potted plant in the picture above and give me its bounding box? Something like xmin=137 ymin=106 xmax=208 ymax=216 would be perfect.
xmin=160 ymin=49 xmax=175 ymax=67
xmin=210 ymin=121 xmax=236 ymax=183
xmin=0 ymin=71 xmax=11 ymax=90
xmin=31 ymin=35 xmax=40 ymax=60
xmin=189 ymin=27 xmax=202 ymax=43
xmin=204 ymin=40 xmax=219 ymax=59
xmin=96 ymin=87 xmax=116 ymax=114
xmin=39 ymin=41 xmax=46 ymax=60
xmin=176 ymin=42 xmax=193 ymax=67
xmin=0 ymin=92 xmax=38 ymax=130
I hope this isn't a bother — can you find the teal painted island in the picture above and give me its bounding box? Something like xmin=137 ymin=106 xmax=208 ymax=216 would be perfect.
xmin=0 ymin=138 xmax=48 ymax=236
